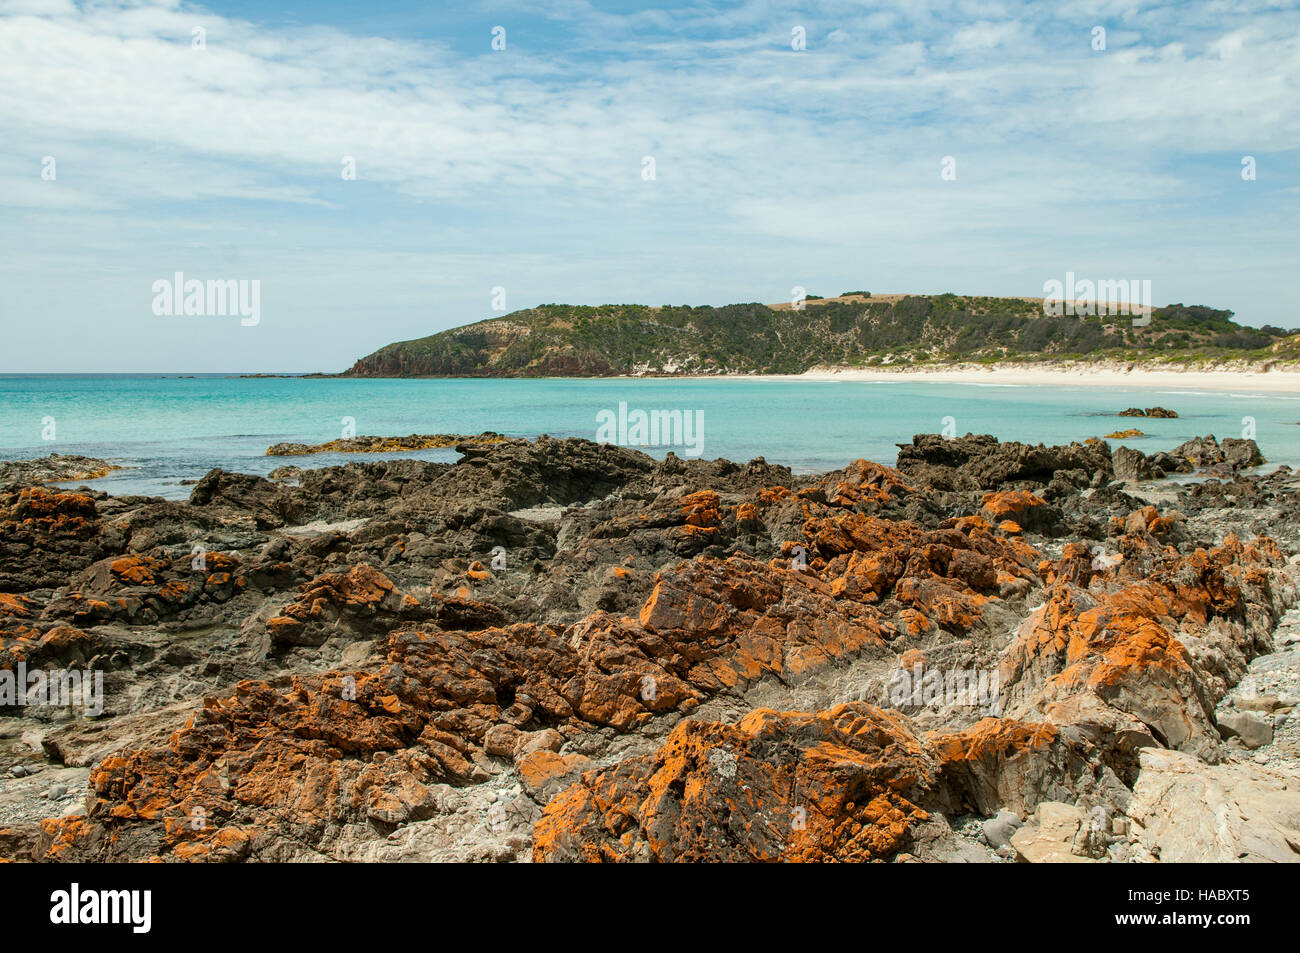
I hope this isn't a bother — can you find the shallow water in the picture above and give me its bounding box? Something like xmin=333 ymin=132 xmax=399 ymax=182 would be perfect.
xmin=1 ymin=374 xmax=1296 ymax=499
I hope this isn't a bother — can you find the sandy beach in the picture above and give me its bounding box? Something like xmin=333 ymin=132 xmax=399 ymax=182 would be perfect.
xmin=781 ymin=362 xmax=1300 ymax=393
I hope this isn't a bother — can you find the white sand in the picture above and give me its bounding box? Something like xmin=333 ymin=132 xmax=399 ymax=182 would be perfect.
xmin=750 ymin=362 xmax=1300 ymax=394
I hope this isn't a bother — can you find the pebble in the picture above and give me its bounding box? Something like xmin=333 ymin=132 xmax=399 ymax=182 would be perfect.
xmin=46 ymin=784 xmax=68 ymax=800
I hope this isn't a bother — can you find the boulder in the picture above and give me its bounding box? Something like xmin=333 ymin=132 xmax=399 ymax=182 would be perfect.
xmin=1216 ymin=709 xmax=1274 ymax=749
xmin=1222 ymin=438 xmax=1265 ymax=469
xmin=980 ymin=810 xmax=1022 ymax=849
xmin=1009 ymin=802 xmax=1099 ymax=863
xmin=1171 ymin=435 xmax=1224 ymax=468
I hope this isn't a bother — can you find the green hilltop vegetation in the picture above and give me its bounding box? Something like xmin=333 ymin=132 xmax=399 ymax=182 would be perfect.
xmin=345 ymin=293 xmax=1300 ymax=377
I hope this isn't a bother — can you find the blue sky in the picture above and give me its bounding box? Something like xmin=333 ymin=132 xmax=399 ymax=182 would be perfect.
xmin=1 ymin=0 xmax=1298 ymax=372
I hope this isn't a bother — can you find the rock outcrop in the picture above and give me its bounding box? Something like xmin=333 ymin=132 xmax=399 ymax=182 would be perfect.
xmin=0 ymin=454 xmax=124 ymax=490
xmin=1 ymin=432 xmax=1296 ymax=863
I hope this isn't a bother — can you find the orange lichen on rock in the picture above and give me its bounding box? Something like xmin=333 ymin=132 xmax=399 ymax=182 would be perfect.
xmin=2 ymin=620 xmax=101 ymax=672
xmin=637 ymin=555 xmax=891 ymax=690
xmin=517 ymin=750 xmax=591 ymax=796
xmin=806 ymin=510 xmax=1040 ymax=623
xmin=40 ymin=546 xmax=260 ymax=628
xmin=38 ymin=816 xmax=96 ymax=857
xmin=534 ymin=704 xmax=935 ymax=863
xmin=757 ymin=486 xmax=793 ymax=505
xmin=679 ymin=490 xmax=720 ymax=526
xmin=39 ymin=548 xmax=926 ymax=860
xmin=266 ymin=563 xmax=423 ymax=647
xmin=7 ymin=487 xmax=98 ymax=529
xmin=109 ymin=554 xmax=168 ymax=586
xmin=0 ymin=593 xmax=37 ymax=619
xmin=926 ymin=718 xmax=1078 ymax=815
xmin=1000 ymin=531 xmax=1288 ymax=759
xmin=930 ymin=718 xmax=1059 ymax=765
xmin=825 ymin=461 xmax=919 ymax=508
xmin=978 ymin=490 xmax=1046 ymax=522
xmin=899 ymin=648 xmax=926 ymax=669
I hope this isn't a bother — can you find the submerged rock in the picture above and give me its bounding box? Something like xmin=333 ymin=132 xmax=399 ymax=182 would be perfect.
xmin=265 ymin=432 xmax=511 ymax=456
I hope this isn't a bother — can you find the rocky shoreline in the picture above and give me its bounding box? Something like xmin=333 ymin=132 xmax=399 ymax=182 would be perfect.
xmin=1 ymin=432 xmax=1298 ymax=862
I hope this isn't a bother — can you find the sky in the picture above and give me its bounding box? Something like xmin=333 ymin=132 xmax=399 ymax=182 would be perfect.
xmin=1 ymin=0 xmax=1298 ymax=373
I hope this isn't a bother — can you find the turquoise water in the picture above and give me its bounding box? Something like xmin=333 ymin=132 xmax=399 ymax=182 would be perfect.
xmin=1 ymin=374 xmax=1297 ymax=499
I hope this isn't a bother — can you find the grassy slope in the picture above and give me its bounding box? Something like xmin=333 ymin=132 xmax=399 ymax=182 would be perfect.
xmin=346 ymin=294 xmax=1300 ymax=377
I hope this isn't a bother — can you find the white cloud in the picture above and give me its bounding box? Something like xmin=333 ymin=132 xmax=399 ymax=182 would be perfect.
xmin=0 ymin=0 xmax=1297 ymax=371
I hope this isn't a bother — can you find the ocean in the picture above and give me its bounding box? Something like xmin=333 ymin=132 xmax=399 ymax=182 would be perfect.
xmin=2 ymin=374 xmax=1298 ymax=499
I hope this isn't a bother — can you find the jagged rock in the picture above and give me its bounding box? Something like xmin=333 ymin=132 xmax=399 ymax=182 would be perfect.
xmin=263 ymin=564 xmax=428 ymax=649
xmin=1148 ymin=451 xmax=1187 ymax=475
xmin=977 ymin=490 xmax=1062 ymax=534
xmin=42 ymin=549 xmax=297 ymax=629
xmin=534 ymin=704 xmax=938 ymax=862
xmin=188 ymin=469 xmax=305 ymax=528
xmin=1116 ymin=408 xmax=1177 ymax=419
xmin=2 ymin=432 xmax=1295 ymax=864
xmin=533 ymin=705 xmax=1115 ymax=863
xmin=1172 ymin=435 xmax=1222 ymax=467
xmin=1000 ymin=531 xmax=1290 ymax=763
xmin=926 ymin=718 xmax=1109 ymax=817
xmin=0 ymin=488 xmax=117 ymax=591
xmin=1112 ymin=446 xmax=1155 ymax=482
xmin=896 ymin=434 xmax=1112 ymax=492
xmin=1167 ymin=436 xmax=1262 ymax=472
xmin=1223 ymin=438 xmax=1265 ymax=469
